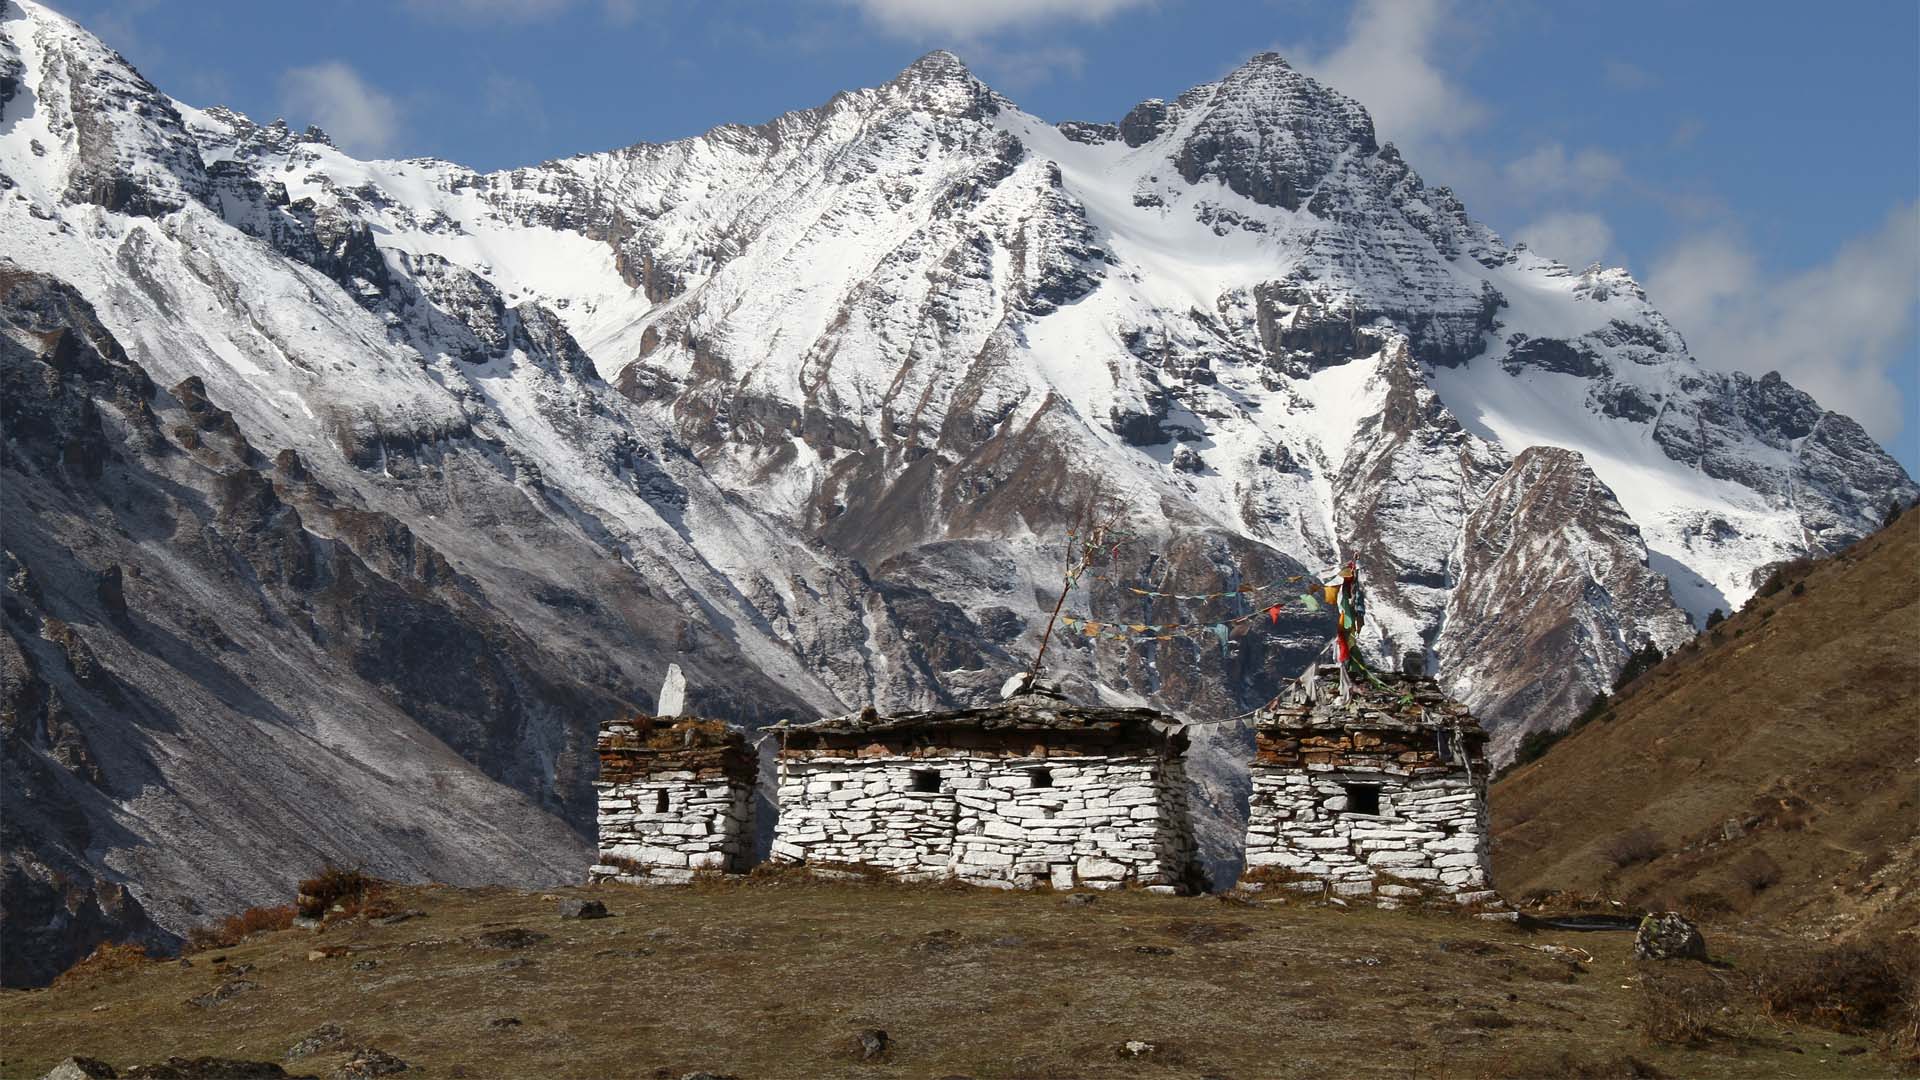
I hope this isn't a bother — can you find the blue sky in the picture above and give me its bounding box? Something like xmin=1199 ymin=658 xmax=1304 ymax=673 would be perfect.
xmin=53 ymin=0 xmax=1920 ymax=473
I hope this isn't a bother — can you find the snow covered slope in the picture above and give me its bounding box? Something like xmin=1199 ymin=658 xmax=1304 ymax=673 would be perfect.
xmin=2 ymin=0 xmax=1912 ymax=974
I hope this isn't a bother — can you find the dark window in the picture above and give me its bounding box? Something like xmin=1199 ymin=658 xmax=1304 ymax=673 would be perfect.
xmin=910 ymin=769 xmax=942 ymax=793
xmin=1344 ymin=783 xmax=1382 ymax=816
xmin=1028 ymin=767 xmax=1053 ymax=788
xmin=1436 ymin=730 xmax=1454 ymax=763
xmin=653 ymin=789 xmax=669 ymax=813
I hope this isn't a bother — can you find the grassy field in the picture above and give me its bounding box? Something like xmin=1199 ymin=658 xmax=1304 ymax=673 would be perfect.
xmin=0 ymin=876 xmax=1897 ymax=1079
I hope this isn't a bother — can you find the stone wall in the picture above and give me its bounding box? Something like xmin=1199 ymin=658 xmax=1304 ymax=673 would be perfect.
xmin=771 ymin=753 xmax=1198 ymax=892
xmin=589 ymin=717 xmax=755 ymax=885
xmin=1244 ymin=723 xmax=1492 ymax=905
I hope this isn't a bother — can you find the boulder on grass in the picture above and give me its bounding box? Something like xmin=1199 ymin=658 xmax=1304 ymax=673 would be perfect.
xmin=41 ymin=1059 xmax=117 ymax=1080
xmin=1633 ymin=911 xmax=1707 ymax=961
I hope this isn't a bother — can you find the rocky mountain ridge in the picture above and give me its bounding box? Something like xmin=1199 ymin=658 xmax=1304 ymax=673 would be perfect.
xmin=2 ymin=0 xmax=1912 ymax=981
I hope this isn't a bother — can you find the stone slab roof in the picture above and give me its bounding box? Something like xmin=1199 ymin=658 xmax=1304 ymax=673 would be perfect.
xmin=597 ymin=716 xmax=756 ymax=782
xmin=776 ymin=698 xmax=1182 ymax=756
xmin=1255 ymin=665 xmax=1485 ymax=738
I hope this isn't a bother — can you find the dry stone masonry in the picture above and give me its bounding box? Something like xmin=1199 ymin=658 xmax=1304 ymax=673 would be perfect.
xmin=586 ymin=674 xmax=1495 ymax=907
xmin=590 ymin=716 xmax=755 ymax=885
xmin=770 ymin=698 xmax=1201 ymax=892
xmin=1246 ymin=665 xmax=1494 ymax=906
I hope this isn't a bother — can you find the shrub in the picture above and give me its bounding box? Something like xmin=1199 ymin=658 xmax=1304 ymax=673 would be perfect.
xmin=297 ymin=865 xmax=383 ymax=920
xmin=1508 ymin=726 xmax=1568 ymax=772
xmin=1704 ymin=608 xmax=1726 ymax=629
xmin=1754 ymin=559 xmax=1812 ymax=598
xmin=600 ymin=854 xmax=647 ymax=875
xmin=186 ymin=904 xmax=295 ymax=951
xmin=1612 ymin=643 xmax=1665 ymax=693
xmin=1679 ymin=889 xmax=1734 ymax=918
xmin=1734 ymin=851 xmax=1783 ymax=894
xmin=1239 ymin=864 xmax=1321 ymax=887
xmin=1752 ymin=940 xmax=1918 ymax=1037
xmin=1602 ymin=826 xmax=1667 ymax=869
xmin=1637 ymin=968 xmax=1731 ymax=1045
xmin=1482 ymin=1050 xmax=1667 ymax=1079
xmin=52 ymin=941 xmax=153 ymax=987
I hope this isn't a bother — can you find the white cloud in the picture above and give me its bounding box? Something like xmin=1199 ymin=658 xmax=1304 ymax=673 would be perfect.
xmin=1648 ymin=201 xmax=1920 ymax=441
xmin=1286 ymin=0 xmax=1484 ymax=150
xmin=278 ymin=62 xmax=403 ymax=157
xmin=1515 ymin=212 xmax=1614 ymax=268
xmin=846 ymin=0 xmax=1150 ymax=39
xmin=1504 ymin=143 xmax=1624 ymax=197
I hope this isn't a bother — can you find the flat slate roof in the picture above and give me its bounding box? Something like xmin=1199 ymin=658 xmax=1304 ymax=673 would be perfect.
xmin=777 ymin=699 xmax=1182 ymax=755
xmin=1256 ymin=665 xmax=1485 ymax=736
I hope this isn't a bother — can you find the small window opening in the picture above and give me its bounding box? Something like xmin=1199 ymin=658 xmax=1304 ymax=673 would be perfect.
xmin=1344 ymin=783 xmax=1382 ymax=816
xmin=910 ymin=768 xmax=942 ymax=793
xmin=653 ymin=789 xmax=670 ymax=813
xmin=1436 ymin=730 xmax=1454 ymax=763
xmin=830 ymin=780 xmax=845 ymax=791
xmin=1028 ymin=767 xmax=1053 ymax=788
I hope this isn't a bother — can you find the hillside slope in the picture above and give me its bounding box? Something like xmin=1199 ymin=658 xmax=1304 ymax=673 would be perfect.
xmin=1491 ymin=509 xmax=1920 ymax=938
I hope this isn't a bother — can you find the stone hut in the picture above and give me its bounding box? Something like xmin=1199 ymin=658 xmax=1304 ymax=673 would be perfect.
xmin=590 ymin=715 xmax=756 ymax=885
xmin=771 ymin=697 xmax=1200 ymax=892
xmin=1244 ymin=665 xmax=1493 ymax=905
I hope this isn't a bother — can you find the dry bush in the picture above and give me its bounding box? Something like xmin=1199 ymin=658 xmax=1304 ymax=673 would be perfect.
xmin=51 ymin=941 xmax=153 ymax=988
xmin=1890 ymin=977 xmax=1920 ymax=1064
xmin=1603 ymin=826 xmax=1668 ymax=868
xmin=1481 ymin=1051 xmax=1667 ymax=1079
xmin=297 ymin=865 xmax=384 ymax=919
xmin=1679 ymin=889 xmax=1734 ymax=918
xmin=1637 ymin=968 xmax=1732 ymax=1045
xmin=186 ymin=904 xmax=295 ymax=951
xmin=1238 ymin=864 xmax=1321 ymax=888
xmin=1734 ymin=850 xmax=1783 ymax=894
xmin=1752 ymin=939 xmax=1918 ymax=1038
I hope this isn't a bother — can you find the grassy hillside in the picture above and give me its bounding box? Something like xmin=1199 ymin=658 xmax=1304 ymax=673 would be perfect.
xmin=1492 ymin=509 xmax=1920 ymax=938
xmin=0 ymin=877 xmax=1896 ymax=1079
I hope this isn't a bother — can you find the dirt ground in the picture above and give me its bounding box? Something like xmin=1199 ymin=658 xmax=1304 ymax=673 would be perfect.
xmin=0 ymin=877 xmax=1897 ymax=1079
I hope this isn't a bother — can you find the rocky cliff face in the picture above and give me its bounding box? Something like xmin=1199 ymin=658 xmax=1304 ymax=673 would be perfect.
xmin=2 ymin=0 xmax=1913 ymax=981
xmin=1435 ymin=447 xmax=1698 ymax=761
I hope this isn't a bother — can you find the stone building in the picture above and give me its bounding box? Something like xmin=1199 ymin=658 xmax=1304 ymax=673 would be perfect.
xmin=770 ymin=698 xmax=1200 ymax=892
xmin=589 ymin=715 xmax=756 ymax=885
xmin=1244 ymin=665 xmax=1493 ymax=905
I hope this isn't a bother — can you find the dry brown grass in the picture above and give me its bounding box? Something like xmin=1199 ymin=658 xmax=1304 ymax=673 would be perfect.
xmin=295 ymin=866 xmax=385 ymax=920
xmin=1602 ymin=827 xmax=1668 ymax=869
xmin=185 ymin=905 xmax=295 ymax=952
xmin=1636 ymin=967 xmax=1734 ymax=1046
xmin=47 ymin=942 xmax=154 ymax=989
xmin=1494 ymin=513 xmax=1920 ymax=940
xmin=0 ymin=880 xmax=1897 ymax=1079
xmin=1751 ymin=939 xmax=1919 ymax=1038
